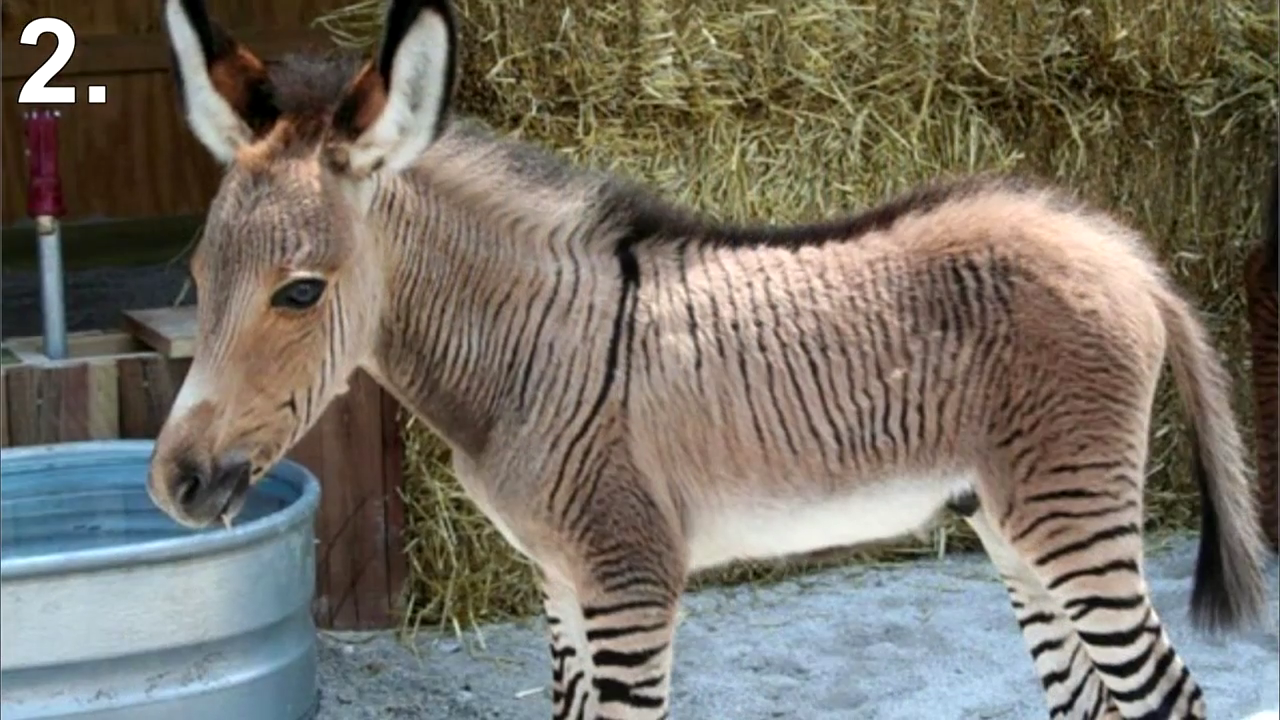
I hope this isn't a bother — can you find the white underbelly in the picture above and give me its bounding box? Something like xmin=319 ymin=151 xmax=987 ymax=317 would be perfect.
xmin=686 ymin=473 xmax=976 ymax=572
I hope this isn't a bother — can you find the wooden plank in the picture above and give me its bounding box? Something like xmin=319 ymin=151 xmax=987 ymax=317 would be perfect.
xmin=84 ymin=358 xmax=121 ymax=439
xmin=0 ymin=0 xmax=349 ymax=40
xmin=5 ymin=331 xmax=148 ymax=361
xmin=121 ymin=307 xmax=197 ymax=359
xmin=4 ymin=362 xmax=88 ymax=444
xmin=0 ymin=370 xmax=11 ymax=448
xmin=1 ymin=356 xmax=121 ymax=445
xmin=381 ymin=389 xmax=409 ymax=618
xmin=4 ymin=366 xmax=42 ymax=445
xmin=290 ymin=414 xmax=341 ymax=627
xmin=2 ymin=28 xmax=337 ymax=79
xmin=0 ymin=351 xmax=179 ymax=446
xmin=291 ymin=370 xmax=401 ymax=630
xmin=45 ymin=364 xmax=89 ymax=441
xmin=308 ymin=381 xmax=373 ymax=630
xmin=346 ymin=371 xmax=394 ymax=629
xmin=167 ymin=359 xmax=193 ymax=397
xmin=117 ymin=355 xmax=185 ymax=438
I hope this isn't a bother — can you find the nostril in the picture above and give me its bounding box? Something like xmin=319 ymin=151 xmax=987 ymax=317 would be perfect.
xmin=172 ymin=458 xmax=209 ymax=509
xmin=175 ymin=471 xmax=203 ymax=507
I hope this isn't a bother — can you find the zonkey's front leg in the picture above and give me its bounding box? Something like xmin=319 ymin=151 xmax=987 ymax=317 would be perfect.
xmin=540 ymin=462 xmax=686 ymax=719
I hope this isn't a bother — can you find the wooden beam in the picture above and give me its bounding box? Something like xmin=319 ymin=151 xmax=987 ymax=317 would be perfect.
xmin=381 ymin=391 xmax=409 ymax=618
xmin=121 ymin=307 xmax=197 ymax=360
xmin=2 ymin=28 xmax=340 ymax=80
xmin=0 ymin=370 xmax=10 ymax=448
xmin=5 ymin=330 xmax=150 ymax=361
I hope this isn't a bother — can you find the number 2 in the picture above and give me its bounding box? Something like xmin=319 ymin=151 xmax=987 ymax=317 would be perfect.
xmin=19 ymin=17 xmax=77 ymax=104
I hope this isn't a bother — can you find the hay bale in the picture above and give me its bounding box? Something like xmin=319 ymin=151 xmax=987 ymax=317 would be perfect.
xmin=396 ymin=420 xmax=541 ymax=636
xmin=316 ymin=0 xmax=1279 ymax=633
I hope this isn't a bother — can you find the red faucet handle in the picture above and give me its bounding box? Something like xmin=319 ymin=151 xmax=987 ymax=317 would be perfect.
xmin=24 ymin=109 xmax=66 ymax=219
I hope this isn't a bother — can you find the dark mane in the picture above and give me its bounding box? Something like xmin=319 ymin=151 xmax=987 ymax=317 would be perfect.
xmin=440 ymin=117 xmax=1050 ymax=256
xmin=599 ymin=171 xmax=1050 ymax=255
xmin=444 ymin=116 xmax=611 ymax=191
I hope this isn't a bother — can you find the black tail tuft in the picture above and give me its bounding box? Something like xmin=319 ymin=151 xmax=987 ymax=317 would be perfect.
xmin=1188 ymin=433 xmax=1266 ymax=635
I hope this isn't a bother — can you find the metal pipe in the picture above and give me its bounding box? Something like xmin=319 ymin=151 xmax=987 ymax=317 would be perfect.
xmin=35 ymin=215 xmax=67 ymax=360
xmin=24 ymin=109 xmax=68 ymax=360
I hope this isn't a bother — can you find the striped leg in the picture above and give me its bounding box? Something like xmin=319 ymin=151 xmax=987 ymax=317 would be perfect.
xmin=968 ymin=511 xmax=1119 ymax=719
xmin=561 ymin=477 xmax=685 ymax=719
xmin=544 ymin=563 xmax=682 ymax=720
xmin=1008 ymin=477 xmax=1207 ymax=719
xmin=544 ymin=580 xmax=594 ymax=719
xmin=579 ymin=589 xmax=679 ymax=720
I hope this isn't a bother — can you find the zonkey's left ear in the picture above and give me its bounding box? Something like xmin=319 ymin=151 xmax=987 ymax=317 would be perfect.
xmin=324 ymin=0 xmax=458 ymax=177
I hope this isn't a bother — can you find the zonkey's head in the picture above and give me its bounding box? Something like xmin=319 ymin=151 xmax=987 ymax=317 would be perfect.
xmin=148 ymin=0 xmax=458 ymax=528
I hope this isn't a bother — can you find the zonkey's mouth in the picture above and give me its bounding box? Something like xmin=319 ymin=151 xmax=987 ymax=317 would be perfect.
xmin=217 ymin=467 xmax=255 ymax=529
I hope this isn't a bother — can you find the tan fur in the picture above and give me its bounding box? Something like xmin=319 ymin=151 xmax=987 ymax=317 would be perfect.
xmin=150 ymin=2 xmax=1269 ymax=718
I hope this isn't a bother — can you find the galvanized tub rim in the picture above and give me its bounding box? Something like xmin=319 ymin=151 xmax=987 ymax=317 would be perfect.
xmin=0 ymin=439 xmax=321 ymax=582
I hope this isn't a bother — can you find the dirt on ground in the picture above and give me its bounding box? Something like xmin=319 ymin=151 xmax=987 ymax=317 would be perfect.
xmin=315 ymin=533 xmax=1279 ymax=719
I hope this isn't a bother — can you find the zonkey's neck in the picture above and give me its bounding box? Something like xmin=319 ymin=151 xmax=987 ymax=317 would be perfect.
xmin=365 ymin=161 xmax=621 ymax=460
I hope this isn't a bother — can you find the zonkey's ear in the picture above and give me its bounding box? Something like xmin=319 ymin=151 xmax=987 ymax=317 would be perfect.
xmin=324 ymin=0 xmax=457 ymax=177
xmin=164 ymin=0 xmax=279 ymax=164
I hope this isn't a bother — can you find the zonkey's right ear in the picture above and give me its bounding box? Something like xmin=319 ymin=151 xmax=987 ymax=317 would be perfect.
xmin=323 ymin=0 xmax=458 ymax=178
xmin=164 ymin=0 xmax=279 ymax=164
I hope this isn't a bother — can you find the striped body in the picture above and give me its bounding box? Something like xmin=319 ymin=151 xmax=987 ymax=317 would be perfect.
xmin=149 ymin=2 xmax=1272 ymax=719
xmin=363 ymin=133 xmax=1266 ymax=719
xmin=619 ymin=197 xmax=1151 ymax=572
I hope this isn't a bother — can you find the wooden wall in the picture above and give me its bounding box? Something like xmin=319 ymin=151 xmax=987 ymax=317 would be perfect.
xmin=1 ymin=0 xmax=347 ymax=225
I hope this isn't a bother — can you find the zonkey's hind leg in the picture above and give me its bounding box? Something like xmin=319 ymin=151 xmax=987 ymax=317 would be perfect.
xmin=966 ymin=507 xmax=1120 ymax=719
xmin=1005 ymin=471 xmax=1207 ymax=719
xmin=543 ymin=466 xmax=685 ymax=719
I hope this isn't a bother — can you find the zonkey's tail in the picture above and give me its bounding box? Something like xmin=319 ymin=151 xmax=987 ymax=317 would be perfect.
xmin=1156 ymin=285 xmax=1269 ymax=633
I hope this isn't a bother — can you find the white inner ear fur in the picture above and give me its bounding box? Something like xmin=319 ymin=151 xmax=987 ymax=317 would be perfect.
xmin=344 ymin=10 xmax=452 ymax=176
xmin=164 ymin=0 xmax=253 ymax=164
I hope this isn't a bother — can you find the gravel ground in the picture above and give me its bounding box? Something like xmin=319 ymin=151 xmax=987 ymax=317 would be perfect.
xmin=315 ymin=534 xmax=1279 ymax=720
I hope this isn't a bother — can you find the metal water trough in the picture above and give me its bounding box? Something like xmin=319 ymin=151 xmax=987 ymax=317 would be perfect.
xmin=0 ymin=440 xmax=321 ymax=720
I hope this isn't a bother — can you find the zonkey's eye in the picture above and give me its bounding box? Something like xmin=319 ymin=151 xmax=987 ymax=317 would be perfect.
xmin=271 ymin=277 xmax=327 ymax=310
